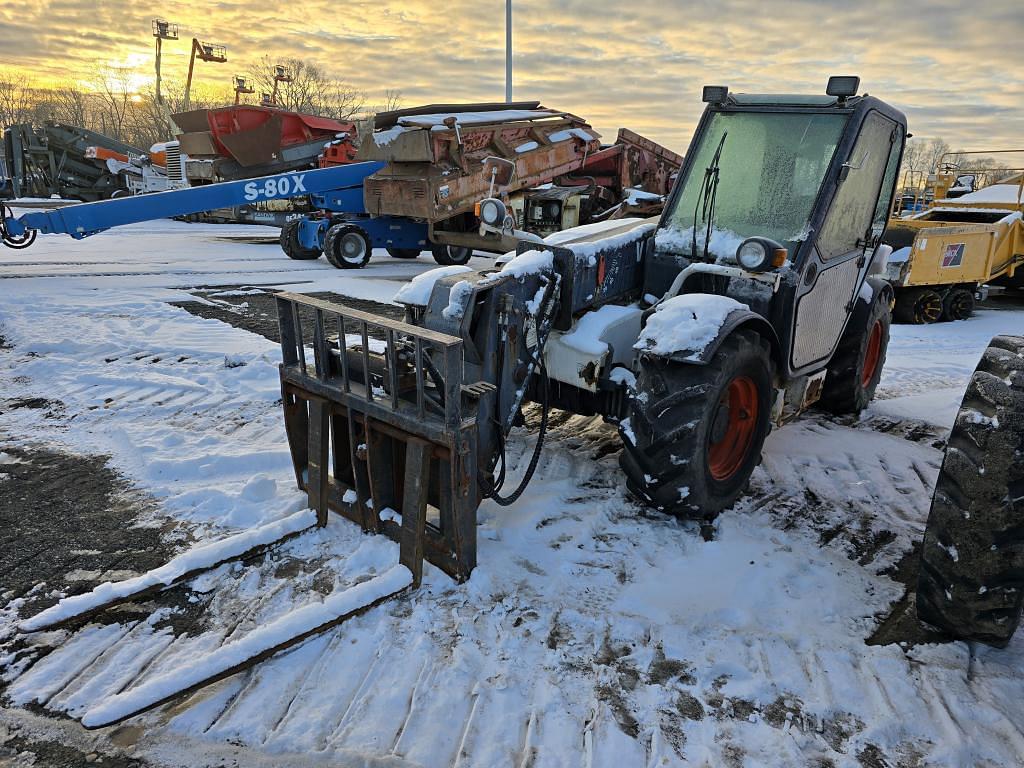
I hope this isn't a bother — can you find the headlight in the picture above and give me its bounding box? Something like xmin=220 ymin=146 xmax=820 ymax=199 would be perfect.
xmin=477 ymin=197 xmax=506 ymax=227
xmin=736 ymin=237 xmax=788 ymax=272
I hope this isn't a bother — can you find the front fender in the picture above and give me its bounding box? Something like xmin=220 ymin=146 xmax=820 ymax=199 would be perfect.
xmin=637 ymin=295 xmax=779 ymax=366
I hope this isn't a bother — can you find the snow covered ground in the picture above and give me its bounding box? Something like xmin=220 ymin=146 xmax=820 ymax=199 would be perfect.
xmin=1 ymin=216 xmax=1024 ymax=767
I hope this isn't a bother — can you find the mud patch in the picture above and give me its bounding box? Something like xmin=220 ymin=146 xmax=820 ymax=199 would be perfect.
xmin=172 ymin=286 xmax=404 ymax=345
xmin=867 ymin=544 xmax=949 ymax=648
xmin=0 ymin=442 xmax=202 ymax=703
xmin=1 ymin=398 xmax=63 ymax=415
xmin=0 ymin=729 xmax=152 ymax=768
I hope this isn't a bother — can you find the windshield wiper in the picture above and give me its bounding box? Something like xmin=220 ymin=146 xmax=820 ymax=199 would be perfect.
xmin=691 ymin=132 xmax=728 ymax=263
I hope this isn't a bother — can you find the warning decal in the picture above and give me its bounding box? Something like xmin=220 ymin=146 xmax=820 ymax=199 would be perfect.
xmin=941 ymin=243 xmax=965 ymax=268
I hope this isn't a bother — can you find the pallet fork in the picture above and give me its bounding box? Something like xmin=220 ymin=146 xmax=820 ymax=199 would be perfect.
xmin=16 ymin=292 xmax=484 ymax=728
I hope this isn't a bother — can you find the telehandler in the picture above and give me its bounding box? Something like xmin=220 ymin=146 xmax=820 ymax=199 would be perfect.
xmin=18 ymin=76 xmax=921 ymax=727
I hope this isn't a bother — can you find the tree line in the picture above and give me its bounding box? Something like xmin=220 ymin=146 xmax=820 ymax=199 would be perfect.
xmin=899 ymin=137 xmax=1019 ymax=193
xmin=0 ymin=57 xmax=401 ymax=151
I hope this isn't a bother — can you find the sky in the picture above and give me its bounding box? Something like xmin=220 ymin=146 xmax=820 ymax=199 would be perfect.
xmin=1 ymin=0 xmax=1022 ymax=153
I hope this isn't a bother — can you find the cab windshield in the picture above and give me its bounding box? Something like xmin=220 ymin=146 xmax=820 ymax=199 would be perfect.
xmin=659 ymin=110 xmax=848 ymax=261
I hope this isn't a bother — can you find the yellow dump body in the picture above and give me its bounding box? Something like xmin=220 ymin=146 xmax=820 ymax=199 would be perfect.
xmin=886 ymin=184 xmax=1024 ymax=290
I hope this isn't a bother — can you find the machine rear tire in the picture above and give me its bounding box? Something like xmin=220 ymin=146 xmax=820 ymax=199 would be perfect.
xmin=387 ymin=247 xmax=421 ymax=259
xmin=916 ymin=335 xmax=1024 ymax=646
xmin=324 ymin=224 xmax=372 ymax=269
xmin=818 ymin=291 xmax=891 ymax=415
xmin=431 ymin=244 xmax=473 ymax=266
xmin=942 ymin=287 xmax=976 ymax=321
xmin=894 ymin=287 xmax=943 ymax=324
xmin=279 ymin=220 xmax=322 ymax=261
xmin=619 ymin=330 xmax=773 ymax=518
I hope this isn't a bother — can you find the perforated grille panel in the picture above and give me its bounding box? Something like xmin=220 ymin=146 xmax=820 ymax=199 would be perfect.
xmin=792 ymin=258 xmax=861 ymax=369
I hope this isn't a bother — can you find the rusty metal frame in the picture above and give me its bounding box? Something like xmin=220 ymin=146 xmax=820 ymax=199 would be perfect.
xmin=276 ymin=292 xmax=479 ymax=582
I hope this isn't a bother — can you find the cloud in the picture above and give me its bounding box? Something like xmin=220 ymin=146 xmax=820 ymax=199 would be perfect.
xmin=1 ymin=0 xmax=1021 ymax=151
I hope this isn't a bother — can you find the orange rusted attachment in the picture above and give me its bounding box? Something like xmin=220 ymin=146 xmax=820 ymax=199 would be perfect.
xmin=84 ymin=146 xmax=130 ymax=164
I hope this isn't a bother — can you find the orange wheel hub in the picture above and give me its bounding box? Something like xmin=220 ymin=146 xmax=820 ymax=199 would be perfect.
xmin=707 ymin=376 xmax=759 ymax=482
xmin=861 ymin=320 xmax=883 ymax=388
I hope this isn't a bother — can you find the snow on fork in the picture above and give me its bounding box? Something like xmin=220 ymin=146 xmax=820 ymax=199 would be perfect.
xmin=18 ymin=509 xmax=319 ymax=633
xmin=81 ymin=564 xmax=413 ymax=729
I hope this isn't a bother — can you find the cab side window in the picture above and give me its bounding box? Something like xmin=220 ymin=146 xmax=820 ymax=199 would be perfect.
xmin=817 ymin=112 xmax=899 ymax=260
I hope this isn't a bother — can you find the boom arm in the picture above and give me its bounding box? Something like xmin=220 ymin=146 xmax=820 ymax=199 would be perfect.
xmin=1 ymin=161 xmax=385 ymax=249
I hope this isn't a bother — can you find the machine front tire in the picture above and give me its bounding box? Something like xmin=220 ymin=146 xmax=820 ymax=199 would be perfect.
xmin=916 ymin=335 xmax=1024 ymax=646
xmin=818 ymin=291 xmax=891 ymax=415
xmin=942 ymin=287 xmax=976 ymax=321
xmin=325 ymin=224 xmax=372 ymax=269
xmin=387 ymin=247 xmax=421 ymax=259
xmin=894 ymin=287 xmax=943 ymax=324
xmin=280 ymin=220 xmax=322 ymax=261
xmin=619 ymin=330 xmax=773 ymax=518
xmin=431 ymin=244 xmax=473 ymax=266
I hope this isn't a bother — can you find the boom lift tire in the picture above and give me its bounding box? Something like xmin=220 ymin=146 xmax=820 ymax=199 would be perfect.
xmin=915 ymin=335 xmax=1024 ymax=647
xmin=387 ymin=248 xmax=421 ymax=259
xmin=894 ymin=287 xmax=943 ymax=324
xmin=431 ymin=243 xmax=473 ymax=266
xmin=818 ymin=292 xmax=891 ymax=415
xmin=279 ymin=220 xmax=322 ymax=261
xmin=619 ymin=330 xmax=773 ymax=518
xmin=942 ymin=287 xmax=976 ymax=322
xmin=325 ymin=224 xmax=372 ymax=269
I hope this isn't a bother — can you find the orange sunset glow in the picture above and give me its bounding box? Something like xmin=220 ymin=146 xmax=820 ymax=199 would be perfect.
xmin=1 ymin=1 xmax=1022 ymax=151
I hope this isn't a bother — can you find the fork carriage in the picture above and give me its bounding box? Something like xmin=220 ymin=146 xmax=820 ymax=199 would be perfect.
xmin=276 ymin=291 xmax=490 ymax=583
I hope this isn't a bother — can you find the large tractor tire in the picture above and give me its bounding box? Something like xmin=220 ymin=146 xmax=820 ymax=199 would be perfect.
xmin=916 ymin=335 xmax=1024 ymax=647
xmin=279 ymin=220 xmax=322 ymax=260
xmin=818 ymin=291 xmax=891 ymax=415
xmin=619 ymin=330 xmax=773 ymax=518
xmin=431 ymin=243 xmax=473 ymax=266
xmin=324 ymin=224 xmax=372 ymax=269
xmin=894 ymin=287 xmax=943 ymax=324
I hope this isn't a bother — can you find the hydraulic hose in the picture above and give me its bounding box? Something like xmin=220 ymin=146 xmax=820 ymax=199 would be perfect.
xmin=1 ymin=204 xmax=37 ymax=249
xmin=484 ymin=358 xmax=551 ymax=507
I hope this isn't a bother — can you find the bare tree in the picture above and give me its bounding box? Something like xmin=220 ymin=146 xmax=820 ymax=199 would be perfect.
xmin=89 ymin=66 xmax=134 ymax=141
xmin=0 ymin=70 xmax=35 ymax=131
xmin=249 ymin=56 xmax=364 ymax=119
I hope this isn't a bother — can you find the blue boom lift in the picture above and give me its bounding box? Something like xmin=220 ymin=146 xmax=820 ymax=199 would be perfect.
xmin=0 ymin=161 xmax=439 ymax=268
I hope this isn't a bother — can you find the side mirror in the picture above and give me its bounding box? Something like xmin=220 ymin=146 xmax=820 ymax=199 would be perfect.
xmin=482 ymin=156 xmax=516 ymax=189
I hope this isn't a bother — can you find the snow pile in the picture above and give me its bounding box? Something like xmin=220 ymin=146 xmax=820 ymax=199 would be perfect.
xmin=636 ymin=294 xmax=748 ymax=357
xmin=370 ymin=125 xmax=414 ymax=146
xmin=441 ymin=280 xmax=474 ymax=321
xmin=393 ymin=265 xmax=473 ymax=306
xmin=544 ymin=218 xmax=647 ymax=247
xmin=624 ymin=188 xmax=663 ymax=205
xmin=655 ymin=225 xmax=747 ymax=263
xmin=81 ymin=565 xmax=413 ymax=728
xmin=547 ymin=127 xmax=596 ymax=143
xmin=515 ymin=141 xmax=539 ymax=153
xmin=558 ymin=304 xmax=639 ymax=356
xmin=563 ymin=222 xmax=657 ymax=265
xmin=499 ymin=248 xmax=554 ymax=279
xmin=19 ymin=509 xmax=318 ymax=632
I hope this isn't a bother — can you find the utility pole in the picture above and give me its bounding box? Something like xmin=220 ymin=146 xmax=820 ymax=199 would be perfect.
xmin=505 ymin=0 xmax=512 ymax=102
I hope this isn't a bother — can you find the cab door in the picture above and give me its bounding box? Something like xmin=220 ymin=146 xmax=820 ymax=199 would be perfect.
xmin=790 ymin=111 xmax=902 ymax=371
